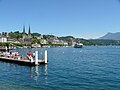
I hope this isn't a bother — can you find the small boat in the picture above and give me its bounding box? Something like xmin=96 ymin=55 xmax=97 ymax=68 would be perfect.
xmin=74 ymin=43 xmax=83 ymax=48
xmin=31 ymin=44 xmax=41 ymax=48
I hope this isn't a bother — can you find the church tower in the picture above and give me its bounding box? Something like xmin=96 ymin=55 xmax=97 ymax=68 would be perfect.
xmin=28 ymin=25 xmax=31 ymax=38
xmin=22 ymin=25 xmax=26 ymax=41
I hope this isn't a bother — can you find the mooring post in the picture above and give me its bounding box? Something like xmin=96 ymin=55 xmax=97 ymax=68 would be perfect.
xmin=30 ymin=56 xmax=34 ymax=63
xmin=35 ymin=51 xmax=38 ymax=65
xmin=44 ymin=50 xmax=47 ymax=64
xmin=5 ymin=46 xmax=7 ymax=52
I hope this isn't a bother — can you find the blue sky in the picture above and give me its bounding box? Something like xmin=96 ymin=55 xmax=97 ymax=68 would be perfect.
xmin=0 ymin=0 xmax=120 ymax=39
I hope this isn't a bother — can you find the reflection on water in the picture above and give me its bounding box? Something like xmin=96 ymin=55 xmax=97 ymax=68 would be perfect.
xmin=1 ymin=46 xmax=120 ymax=89
xmin=44 ymin=64 xmax=48 ymax=75
xmin=32 ymin=65 xmax=48 ymax=81
xmin=6 ymin=63 xmax=48 ymax=82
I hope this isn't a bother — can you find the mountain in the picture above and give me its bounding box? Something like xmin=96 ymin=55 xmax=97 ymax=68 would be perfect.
xmin=99 ymin=32 xmax=120 ymax=40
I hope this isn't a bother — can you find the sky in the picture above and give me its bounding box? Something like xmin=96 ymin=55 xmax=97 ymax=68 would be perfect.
xmin=0 ymin=0 xmax=120 ymax=39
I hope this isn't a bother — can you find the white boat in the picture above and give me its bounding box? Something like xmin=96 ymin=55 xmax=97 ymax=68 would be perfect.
xmin=31 ymin=44 xmax=41 ymax=48
xmin=74 ymin=43 xmax=83 ymax=48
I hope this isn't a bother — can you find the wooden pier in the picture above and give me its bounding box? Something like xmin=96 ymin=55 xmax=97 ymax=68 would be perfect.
xmin=0 ymin=50 xmax=48 ymax=66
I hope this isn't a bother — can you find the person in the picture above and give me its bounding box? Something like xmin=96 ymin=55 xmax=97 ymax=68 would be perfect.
xmin=27 ymin=51 xmax=33 ymax=62
xmin=27 ymin=51 xmax=33 ymax=57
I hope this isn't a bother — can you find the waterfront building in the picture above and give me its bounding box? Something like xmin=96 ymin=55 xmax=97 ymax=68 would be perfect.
xmin=40 ymin=39 xmax=48 ymax=45
xmin=7 ymin=38 xmax=15 ymax=43
xmin=0 ymin=36 xmax=7 ymax=42
xmin=48 ymin=37 xmax=60 ymax=44
xmin=48 ymin=37 xmax=68 ymax=45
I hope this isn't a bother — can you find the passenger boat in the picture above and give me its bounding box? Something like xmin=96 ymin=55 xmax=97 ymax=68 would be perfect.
xmin=74 ymin=43 xmax=83 ymax=48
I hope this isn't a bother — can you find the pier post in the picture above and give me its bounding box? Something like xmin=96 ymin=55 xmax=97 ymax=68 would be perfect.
xmin=44 ymin=50 xmax=47 ymax=64
xmin=35 ymin=51 xmax=38 ymax=65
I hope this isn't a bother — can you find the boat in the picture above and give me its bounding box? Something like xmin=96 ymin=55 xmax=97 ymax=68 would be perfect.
xmin=31 ymin=44 xmax=41 ymax=48
xmin=74 ymin=43 xmax=83 ymax=48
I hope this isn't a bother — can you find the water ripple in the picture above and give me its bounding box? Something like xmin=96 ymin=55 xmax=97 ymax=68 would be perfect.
xmin=0 ymin=46 xmax=120 ymax=89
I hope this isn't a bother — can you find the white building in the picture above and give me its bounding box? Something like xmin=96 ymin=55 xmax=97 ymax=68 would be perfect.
xmin=40 ymin=39 xmax=48 ymax=44
xmin=0 ymin=37 xmax=7 ymax=42
xmin=36 ymin=35 xmax=43 ymax=40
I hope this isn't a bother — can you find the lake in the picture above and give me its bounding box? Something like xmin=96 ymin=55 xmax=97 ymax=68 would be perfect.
xmin=0 ymin=46 xmax=120 ymax=90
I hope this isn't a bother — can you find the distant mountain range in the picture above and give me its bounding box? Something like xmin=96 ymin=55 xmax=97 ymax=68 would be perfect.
xmin=99 ymin=32 xmax=120 ymax=40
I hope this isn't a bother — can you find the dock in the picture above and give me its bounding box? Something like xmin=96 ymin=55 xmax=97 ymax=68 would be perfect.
xmin=0 ymin=50 xmax=48 ymax=66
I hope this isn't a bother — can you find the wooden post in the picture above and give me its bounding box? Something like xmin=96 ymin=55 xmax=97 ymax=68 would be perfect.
xmin=35 ymin=51 xmax=38 ymax=65
xmin=44 ymin=50 xmax=47 ymax=64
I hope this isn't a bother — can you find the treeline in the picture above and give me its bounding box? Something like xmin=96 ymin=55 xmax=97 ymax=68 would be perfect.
xmin=89 ymin=39 xmax=120 ymax=46
xmin=0 ymin=42 xmax=25 ymax=47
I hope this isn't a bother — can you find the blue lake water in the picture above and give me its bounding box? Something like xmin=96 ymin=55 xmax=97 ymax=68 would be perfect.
xmin=0 ymin=46 xmax=120 ymax=90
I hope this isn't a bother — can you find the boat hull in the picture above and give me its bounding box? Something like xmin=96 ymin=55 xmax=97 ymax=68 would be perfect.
xmin=74 ymin=43 xmax=83 ymax=48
